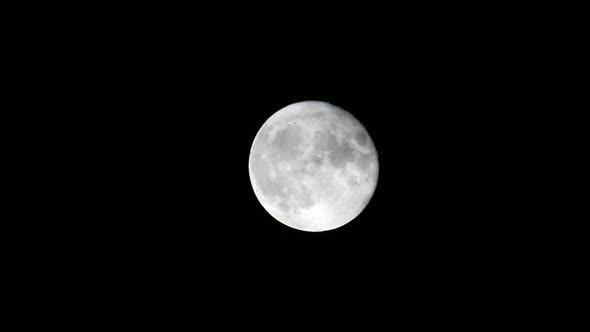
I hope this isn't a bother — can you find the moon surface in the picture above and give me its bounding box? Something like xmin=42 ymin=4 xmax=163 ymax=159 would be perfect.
xmin=248 ymin=101 xmax=379 ymax=232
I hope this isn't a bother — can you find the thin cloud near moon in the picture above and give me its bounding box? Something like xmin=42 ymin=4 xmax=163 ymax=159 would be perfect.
xmin=248 ymin=101 xmax=378 ymax=232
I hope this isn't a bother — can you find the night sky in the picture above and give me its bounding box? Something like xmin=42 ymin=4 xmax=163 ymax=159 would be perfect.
xmin=31 ymin=4 xmax=581 ymax=330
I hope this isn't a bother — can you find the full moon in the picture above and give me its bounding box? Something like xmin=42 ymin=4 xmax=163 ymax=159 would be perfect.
xmin=248 ymin=101 xmax=379 ymax=232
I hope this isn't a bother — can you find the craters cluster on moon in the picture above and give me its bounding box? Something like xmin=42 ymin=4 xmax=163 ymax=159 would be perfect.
xmin=248 ymin=101 xmax=379 ymax=232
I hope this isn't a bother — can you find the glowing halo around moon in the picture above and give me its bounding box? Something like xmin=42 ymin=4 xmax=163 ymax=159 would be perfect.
xmin=248 ymin=101 xmax=379 ymax=232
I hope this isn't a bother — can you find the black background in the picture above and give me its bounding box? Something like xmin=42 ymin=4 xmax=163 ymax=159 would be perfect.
xmin=30 ymin=4 xmax=582 ymax=331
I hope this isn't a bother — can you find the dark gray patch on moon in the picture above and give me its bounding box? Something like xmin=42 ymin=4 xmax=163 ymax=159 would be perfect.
xmin=313 ymin=131 xmax=336 ymax=153
xmin=356 ymin=151 xmax=373 ymax=171
xmin=313 ymin=131 xmax=356 ymax=169
xmin=355 ymin=131 xmax=368 ymax=146
xmin=271 ymin=124 xmax=304 ymax=160
xmin=329 ymin=141 xmax=355 ymax=169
